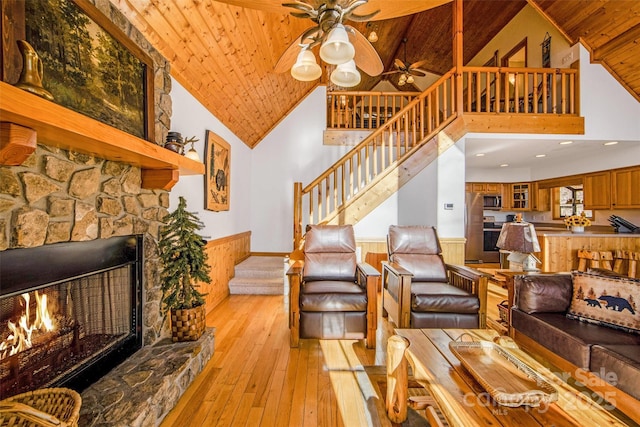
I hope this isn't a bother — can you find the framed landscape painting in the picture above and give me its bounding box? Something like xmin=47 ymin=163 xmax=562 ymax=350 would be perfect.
xmin=204 ymin=131 xmax=230 ymax=211
xmin=1 ymin=0 xmax=154 ymax=140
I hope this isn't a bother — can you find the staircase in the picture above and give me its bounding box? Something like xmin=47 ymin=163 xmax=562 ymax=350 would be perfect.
xmin=293 ymin=66 xmax=582 ymax=248
xmin=228 ymin=256 xmax=285 ymax=295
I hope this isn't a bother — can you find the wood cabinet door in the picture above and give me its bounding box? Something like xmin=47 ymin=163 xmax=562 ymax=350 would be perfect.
xmin=485 ymin=183 xmax=501 ymax=193
xmin=583 ymin=171 xmax=611 ymax=210
xmin=611 ymin=166 xmax=640 ymax=209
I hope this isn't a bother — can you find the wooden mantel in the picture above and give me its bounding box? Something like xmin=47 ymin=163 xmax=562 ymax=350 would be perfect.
xmin=0 ymin=82 xmax=204 ymax=190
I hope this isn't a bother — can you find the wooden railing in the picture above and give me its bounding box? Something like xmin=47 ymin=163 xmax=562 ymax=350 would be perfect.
xmin=294 ymin=70 xmax=457 ymax=247
xmin=462 ymin=67 xmax=578 ymax=114
xmin=326 ymin=91 xmax=420 ymax=129
xmin=294 ymin=66 xmax=580 ymax=248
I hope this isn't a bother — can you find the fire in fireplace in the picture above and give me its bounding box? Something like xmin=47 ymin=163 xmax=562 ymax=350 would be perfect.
xmin=0 ymin=236 xmax=143 ymax=399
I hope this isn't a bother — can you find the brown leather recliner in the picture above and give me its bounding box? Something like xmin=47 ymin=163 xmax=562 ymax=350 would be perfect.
xmin=382 ymin=225 xmax=488 ymax=329
xmin=287 ymin=225 xmax=379 ymax=348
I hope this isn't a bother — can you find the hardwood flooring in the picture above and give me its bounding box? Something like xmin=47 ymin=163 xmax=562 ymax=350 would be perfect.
xmin=160 ymin=294 xmax=397 ymax=427
xmin=161 ymin=281 xmax=506 ymax=426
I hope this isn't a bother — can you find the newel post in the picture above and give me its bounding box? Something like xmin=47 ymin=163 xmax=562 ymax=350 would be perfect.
xmin=293 ymin=182 xmax=302 ymax=251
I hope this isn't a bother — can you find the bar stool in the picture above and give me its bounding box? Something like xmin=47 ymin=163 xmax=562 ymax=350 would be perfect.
xmin=577 ymin=250 xmax=615 ymax=271
xmin=613 ymin=250 xmax=639 ymax=278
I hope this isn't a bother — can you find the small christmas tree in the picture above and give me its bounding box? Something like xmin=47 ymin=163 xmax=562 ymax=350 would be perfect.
xmin=159 ymin=196 xmax=210 ymax=311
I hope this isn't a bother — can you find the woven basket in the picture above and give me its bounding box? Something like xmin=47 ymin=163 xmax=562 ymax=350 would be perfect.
xmin=497 ymin=300 xmax=509 ymax=322
xmin=171 ymin=304 xmax=206 ymax=342
xmin=0 ymin=387 xmax=81 ymax=427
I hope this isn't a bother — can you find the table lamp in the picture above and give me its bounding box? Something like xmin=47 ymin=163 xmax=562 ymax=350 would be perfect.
xmin=496 ymin=214 xmax=541 ymax=271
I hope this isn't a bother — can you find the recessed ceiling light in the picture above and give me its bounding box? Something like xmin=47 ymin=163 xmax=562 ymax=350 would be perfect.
xmin=500 ymin=164 xmax=509 ymax=167
xmin=560 ymin=141 xmax=573 ymax=145
xmin=535 ymin=154 xmax=546 ymax=158
xmin=604 ymin=141 xmax=619 ymax=146
xmin=476 ymin=153 xmax=485 ymax=157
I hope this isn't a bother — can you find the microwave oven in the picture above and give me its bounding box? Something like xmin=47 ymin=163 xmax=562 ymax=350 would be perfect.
xmin=483 ymin=195 xmax=502 ymax=209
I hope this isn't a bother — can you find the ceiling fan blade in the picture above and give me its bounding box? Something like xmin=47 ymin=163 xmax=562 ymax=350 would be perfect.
xmin=408 ymin=69 xmax=428 ymax=77
xmin=409 ymin=59 xmax=430 ymax=70
xmin=359 ymin=0 xmax=453 ymax=21
xmin=347 ymin=26 xmax=383 ymax=76
xmin=381 ymin=70 xmax=400 ymax=76
xmin=394 ymin=58 xmax=405 ymax=70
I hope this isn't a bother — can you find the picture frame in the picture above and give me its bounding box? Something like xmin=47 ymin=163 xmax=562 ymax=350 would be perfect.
xmin=1 ymin=0 xmax=154 ymax=141
xmin=204 ymin=130 xmax=230 ymax=211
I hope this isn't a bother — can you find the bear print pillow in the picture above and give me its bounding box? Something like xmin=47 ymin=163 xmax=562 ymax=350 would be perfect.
xmin=567 ymin=271 xmax=640 ymax=334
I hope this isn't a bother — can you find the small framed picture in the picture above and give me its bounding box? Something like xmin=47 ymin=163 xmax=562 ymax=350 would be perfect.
xmin=204 ymin=130 xmax=230 ymax=211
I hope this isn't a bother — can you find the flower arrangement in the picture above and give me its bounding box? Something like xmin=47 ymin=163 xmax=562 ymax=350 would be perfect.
xmin=564 ymin=212 xmax=591 ymax=227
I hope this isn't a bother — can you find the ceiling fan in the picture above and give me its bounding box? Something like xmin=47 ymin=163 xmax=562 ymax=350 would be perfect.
xmin=382 ymin=38 xmax=431 ymax=86
xmin=213 ymin=0 xmax=452 ymax=86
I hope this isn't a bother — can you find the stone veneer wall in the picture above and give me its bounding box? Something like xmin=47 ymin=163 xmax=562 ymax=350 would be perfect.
xmin=0 ymin=0 xmax=173 ymax=346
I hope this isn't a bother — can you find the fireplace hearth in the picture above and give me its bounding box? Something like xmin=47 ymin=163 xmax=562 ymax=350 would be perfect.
xmin=0 ymin=235 xmax=143 ymax=399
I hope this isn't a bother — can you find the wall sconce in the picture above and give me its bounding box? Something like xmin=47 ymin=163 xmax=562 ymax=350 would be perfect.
xmin=183 ymin=136 xmax=201 ymax=162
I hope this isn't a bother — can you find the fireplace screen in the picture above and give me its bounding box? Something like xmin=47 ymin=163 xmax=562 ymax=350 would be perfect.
xmin=0 ymin=236 xmax=142 ymax=399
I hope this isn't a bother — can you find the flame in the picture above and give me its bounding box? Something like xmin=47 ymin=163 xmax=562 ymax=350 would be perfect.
xmin=0 ymin=291 xmax=56 ymax=360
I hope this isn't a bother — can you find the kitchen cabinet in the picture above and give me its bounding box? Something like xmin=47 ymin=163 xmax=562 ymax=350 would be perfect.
xmin=467 ymin=182 xmax=501 ymax=193
xmin=510 ymin=183 xmax=531 ymax=210
xmin=583 ymin=171 xmax=611 ymax=210
xmin=611 ymin=166 xmax=640 ymax=209
xmin=532 ymin=183 xmax=550 ymax=212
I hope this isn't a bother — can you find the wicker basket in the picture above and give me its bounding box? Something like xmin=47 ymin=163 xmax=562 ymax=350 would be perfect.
xmin=497 ymin=300 xmax=509 ymax=322
xmin=0 ymin=387 xmax=81 ymax=427
xmin=171 ymin=304 xmax=206 ymax=342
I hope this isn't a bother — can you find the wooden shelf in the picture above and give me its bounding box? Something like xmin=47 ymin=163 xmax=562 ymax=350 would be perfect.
xmin=0 ymin=82 xmax=204 ymax=189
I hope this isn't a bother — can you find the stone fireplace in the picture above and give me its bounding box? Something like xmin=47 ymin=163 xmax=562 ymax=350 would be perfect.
xmin=0 ymin=1 xmax=214 ymax=424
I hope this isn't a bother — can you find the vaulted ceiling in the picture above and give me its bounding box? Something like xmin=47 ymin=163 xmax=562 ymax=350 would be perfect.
xmin=111 ymin=0 xmax=640 ymax=148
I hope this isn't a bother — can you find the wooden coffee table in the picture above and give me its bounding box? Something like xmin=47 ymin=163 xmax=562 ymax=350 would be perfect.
xmin=386 ymin=328 xmax=632 ymax=426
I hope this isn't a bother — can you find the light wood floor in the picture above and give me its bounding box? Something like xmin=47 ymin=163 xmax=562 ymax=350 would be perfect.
xmin=160 ymin=294 xmax=398 ymax=427
xmin=161 ymin=280 xmax=505 ymax=427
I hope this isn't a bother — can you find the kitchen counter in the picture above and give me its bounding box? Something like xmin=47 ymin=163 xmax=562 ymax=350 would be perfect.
xmin=535 ymin=232 xmax=640 ymax=272
xmin=535 ymin=229 xmax=639 ymax=236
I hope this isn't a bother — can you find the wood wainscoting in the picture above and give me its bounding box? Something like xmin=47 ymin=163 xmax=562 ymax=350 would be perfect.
xmin=202 ymin=231 xmax=251 ymax=312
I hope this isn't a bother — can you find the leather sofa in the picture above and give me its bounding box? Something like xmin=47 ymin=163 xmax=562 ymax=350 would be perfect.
xmin=511 ymin=273 xmax=640 ymax=420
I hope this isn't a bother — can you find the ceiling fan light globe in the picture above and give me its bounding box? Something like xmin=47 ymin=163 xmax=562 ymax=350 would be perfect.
xmin=291 ymin=49 xmax=322 ymax=81
xmin=406 ymin=75 xmax=415 ymax=84
xmin=320 ymin=24 xmax=355 ymax=65
xmin=367 ymin=31 xmax=378 ymax=43
xmin=330 ymin=60 xmax=361 ymax=88
xmin=398 ymin=74 xmax=407 ymax=82
xmin=398 ymin=79 xmax=406 ymax=86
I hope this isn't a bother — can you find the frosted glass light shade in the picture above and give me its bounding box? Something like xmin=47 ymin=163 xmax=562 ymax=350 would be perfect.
xmin=291 ymin=49 xmax=322 ymax=81
xmin=330 ymin=60 xmax=361 ymax=88
xmin=319 ymin=24 xmax=355 ymax=65
xmin=184 ymin=148 xmax=201 ymax=162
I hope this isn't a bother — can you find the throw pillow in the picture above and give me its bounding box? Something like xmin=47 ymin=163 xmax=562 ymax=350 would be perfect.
xmin=567 ymin=271 xmax=640 ymax=334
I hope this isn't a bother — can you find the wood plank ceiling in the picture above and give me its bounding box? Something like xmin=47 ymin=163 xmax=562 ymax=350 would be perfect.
xmin=110 ymin=0 xmax=640 ymax=148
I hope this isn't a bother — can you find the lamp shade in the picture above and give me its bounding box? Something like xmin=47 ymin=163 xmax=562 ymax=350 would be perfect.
xmin=496 ymin=222 xmax=541 ymax=253
xmin=291 ymin=49 xmax=322 ymax=81
xmin=330 ymin=60 xmax=361 ymax=87
xmin=319 ymin=24 xmax=355 ymax=65
xmin=184 ymin=148 xmax=201 ymax=162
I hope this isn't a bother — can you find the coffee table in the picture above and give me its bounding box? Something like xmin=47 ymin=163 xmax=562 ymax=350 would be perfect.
xmin=386 ymin=328 xmax=631 ymax=426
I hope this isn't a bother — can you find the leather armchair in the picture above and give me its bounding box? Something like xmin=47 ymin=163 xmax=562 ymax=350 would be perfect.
xmin=382 ymin=225 xmax=488 ymax=329
xmin=287 ymin=225 xmax=380 ymax=348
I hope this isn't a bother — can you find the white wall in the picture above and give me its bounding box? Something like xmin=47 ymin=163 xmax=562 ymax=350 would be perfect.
xmin=250 ymin=86 xmax=352 ymax=252
xmin=168 ymin=78 xmax=253 ymax=240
